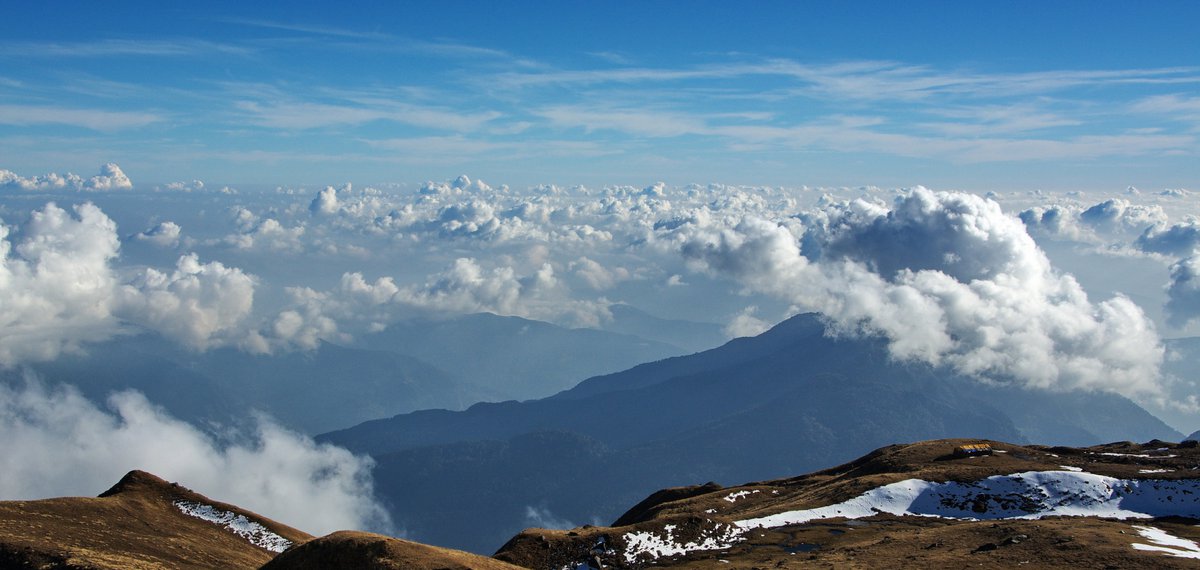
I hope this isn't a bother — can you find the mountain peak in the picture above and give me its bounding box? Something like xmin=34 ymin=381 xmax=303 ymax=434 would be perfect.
xmin=98 ymin=469 xmax=176 ymax=498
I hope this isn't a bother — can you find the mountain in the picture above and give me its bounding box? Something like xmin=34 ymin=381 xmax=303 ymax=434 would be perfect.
xmin=358 ymin=312 xmax=687 ymax=402
xmin=0 ymin=471 xmax=519 ymax=570
xmin=12 ymin=312 xmax=687 ymax=435
xmin=496 ymin=438 xmax=1200 ymax=569
xmin=599 ymin=303 xmax=727 ymax=353
xmin=1187 ymin=430 xmax=1200 ymax=442
xmin=0 ymin=470 xmax=312 ymax=569
xmin=320 ymin=313 xmax=1180 ymax=553
xmin=23 ymin=335 xmax=466 ymax=435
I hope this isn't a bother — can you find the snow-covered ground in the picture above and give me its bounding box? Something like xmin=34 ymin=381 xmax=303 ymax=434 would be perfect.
xmin=615 ymin=470 xmax=1200 ymax=564
xmin=623 ymin=523 xmax=743 ymax=564
xmin=736 ymin=471 xmax=1200 ymax=529
xmin=173 ymin=500 xmax=293 ymax=553
xmin=1132 ymin=526 xmax=1200 ymax=559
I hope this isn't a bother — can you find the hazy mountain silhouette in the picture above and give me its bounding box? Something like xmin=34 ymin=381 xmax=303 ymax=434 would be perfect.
xmin=599 ymin=303 xmax=726 ymax=353
xmin=12 ymin=312 xmax=685 ymax=435
xmin=358 ymin=312 xmax=687 ymax=402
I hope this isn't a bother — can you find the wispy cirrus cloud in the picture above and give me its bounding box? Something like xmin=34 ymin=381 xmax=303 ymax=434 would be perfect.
xmin=536 ymin=104 xmax=1195 ymax=162
xmin=0 ymin=104 xmax=163 ymax=131
xmin=0 ymin=38 xmax=251 ymax=58
xmin=235 ymin=100 xmax=500 ymax=131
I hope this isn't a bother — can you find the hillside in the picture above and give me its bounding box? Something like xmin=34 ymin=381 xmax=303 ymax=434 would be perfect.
xmin=496 ymin=438 xmax=1200 ymax=569
xmin=0 ymin=470 xmax=312 ymax=569
xmin=320 ymin=313 xmax=1179 ymax=552
xmin=3 ymin=440 xmax=1196 ymax=569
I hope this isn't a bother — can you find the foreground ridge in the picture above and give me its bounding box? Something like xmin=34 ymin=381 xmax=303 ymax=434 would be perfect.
xmin=3 ymin=438 xmax=1199 ymax=569
xmin=495 ymin=438 xmax=1200 ymax=569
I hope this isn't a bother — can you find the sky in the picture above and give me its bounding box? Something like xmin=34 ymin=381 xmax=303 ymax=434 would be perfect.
xmin=3 ymin=1 xmax=1200 ymax=538
xmin=2 ymin=2 xmax=1199 ymax=190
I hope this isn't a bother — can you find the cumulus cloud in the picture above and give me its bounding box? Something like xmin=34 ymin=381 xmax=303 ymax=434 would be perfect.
xmin=134 ymin=221 xmax=182 ymax=247
xmin=0 ymin=378 xmax=392 ymax=535
xmin=0 ymin=202 xmax=122 ymax=365
xmin=392 ymin=258 xmax=611 ymax=327
xmin=570 ymin=256 xmax=629 ymax=290
xmin=0 ymin=163 xmax=132 ymax=192
xmin=1019 ymin=198 xmax=1166 ymax=244
xmin=1 ymin=202 xmax=262 ymax=365
xmin=1165 ymin=254 xmax=1200 ymax=328
xmin=220 ymin=208 xmax=306 ymax=253
xmin=258 ymin=257 xmax=616 ymax=349
xmin=1136 ymin=220 xmax=1200 ymax=257
xmin=725 ymin=306 xmax=771 ymax=338
xmin=657 ymin=187 xmax=1164 ymax=399
xmin=156 ymin=180 xmax=205 ymax=193
xmin=115 ymin=254 xmax=257 ymax=351
xmin=309 ymin=185 xmax=341 ymax=216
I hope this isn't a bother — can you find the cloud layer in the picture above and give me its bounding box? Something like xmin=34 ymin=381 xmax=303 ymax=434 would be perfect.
xmin=0 ymin=202 xmax=260 ymax=365
xmin=656 ymin=188 xmax=1164 ymax=399
xmin=0 ymin=378 xmax=392 ymax=535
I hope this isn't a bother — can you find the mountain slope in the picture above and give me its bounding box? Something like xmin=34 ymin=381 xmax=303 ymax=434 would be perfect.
xmin=495 ymin=438 xmax=1200 ymax=569
xmin=600 ymin=303 xmax=727 ymax=353
xmin=320 ymin=313 xmax=1180 ymax=553
xmin=260 ymin=530 xmax=522 ymax=570
xmin=0 ymin=470 xmax=312 ymax=569
xmin=359 ymin=312 xmax=687 ymax=402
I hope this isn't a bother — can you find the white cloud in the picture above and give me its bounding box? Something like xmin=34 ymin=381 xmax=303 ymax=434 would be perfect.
xmin=390 ymin=258 xmax=611 ymax=328
xmin=725 ymin=306 xmax=771 ymax=339
xmin=657 ymin=187 xmax=1164 ymax=399
xmin=0 ymin=378 xmax=392 ymax=536
xmin=134 ymin=221 xmax=182 ymax=247
xmin=0 ymin=163 xmax=133 ymax=192
xmin=0 ymin=202 xmax=121 ymax=365
xmin=0 ymin=202 xmax=264 ymax=365
xmin=1137 ymin=220 xmax=1200 ymax=257
xmin=0 ymin=105 xmax=162 ymax=130
xmin=570 ymin=256 xmax=629 ymax=290
xmin=309 ymin=185 xmax=340 ymax=215
xmin=115 ymin=254 xmax=257 ymax=351
xmin=221 ymin=215 xmax=306 ymax=253
xmin=1166 ymin=254 xmax=1200 ymax=328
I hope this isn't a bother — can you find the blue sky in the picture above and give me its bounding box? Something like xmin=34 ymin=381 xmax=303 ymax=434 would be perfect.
xmin=3 ymin=1 xmax=1198 ymax=190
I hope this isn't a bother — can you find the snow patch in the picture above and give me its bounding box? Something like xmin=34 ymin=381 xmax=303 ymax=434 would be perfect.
xmin=1139 ymin=469 xmax=1172 ymax=474
xmin=173 ymin=500 xmax=292 ymax=553
xmin=1060 ymin=465 xmax=1084 ymax=472
xmin=724 ymin=490 xmax=760 ymax=503
xmin=623 ymin=522 xmax=743 ymax=563
xmin=1132 ymin=526 xmax=1200 ymax=559
xmin=736 ymin=471 xmax=1200 ymax=530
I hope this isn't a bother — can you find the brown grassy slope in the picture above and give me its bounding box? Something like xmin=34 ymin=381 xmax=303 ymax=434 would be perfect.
xmin=260 ymin=530 xmax=526 ymax=570
xmin=496 ymin=438 xmax=1200 ymax=569
xmin=0 ymin=470 xmax=312 ymax=570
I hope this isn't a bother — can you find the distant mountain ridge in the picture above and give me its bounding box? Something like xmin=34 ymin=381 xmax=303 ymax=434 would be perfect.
xmin=320 ymin=313 xmax=1180 ymax=553
xmin=8 ymin=311 xmax=687 ymax=434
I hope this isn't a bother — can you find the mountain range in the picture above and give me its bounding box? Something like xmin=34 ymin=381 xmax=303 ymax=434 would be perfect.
xmin=320 ymin=313 xmax=1181 ymax=553
xmin=9 ymin=312 xmax=690 ymax=434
